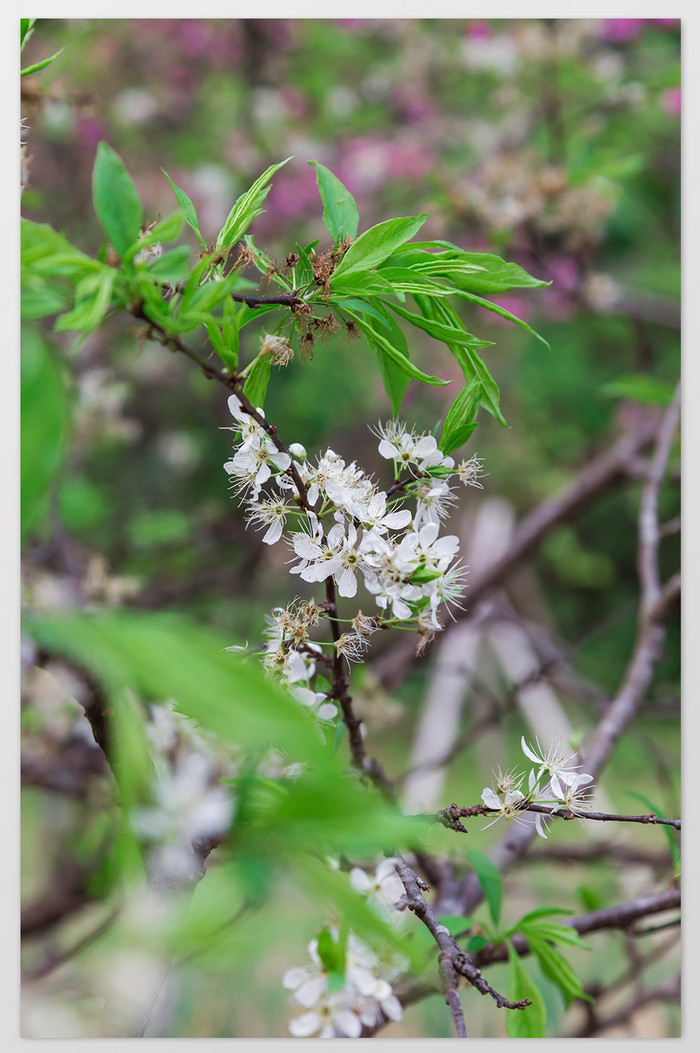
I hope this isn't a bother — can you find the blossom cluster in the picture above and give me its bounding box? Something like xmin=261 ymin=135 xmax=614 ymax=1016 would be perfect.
xmin=283 ymin=859 xmax=407 ymax=1038
xmin=480 ymin=736 xmax=595 ymax=839
xmin=223 ymin=392 xmax=484 ymax=712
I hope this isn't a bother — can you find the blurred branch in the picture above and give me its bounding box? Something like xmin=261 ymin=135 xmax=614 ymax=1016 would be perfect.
xmin=443 ymin=389 xmax=680 ymax=917
xmin=574 ymin=972 xmax=680 ymax=1037
xmin=373 ymin=420 xmax=659 ymax=692
xmin=470 ymin=886 xmax=681 ymax=969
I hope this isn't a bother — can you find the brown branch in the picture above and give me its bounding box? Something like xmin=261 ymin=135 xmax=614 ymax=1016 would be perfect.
xmin=574 ymin=972 xmax=680 ymax=1037
xmin=444 ymin=391 xmax=680 ymax=918
xmin=132 ymin=300 xmax=393 ymax=789
xmin=394 ymin=860 xmax=530 ymax=1026
xmin=517 ymin=843 xmax=672 ymax=870
xmin=436 ymin=801 xmax=680 ymax=832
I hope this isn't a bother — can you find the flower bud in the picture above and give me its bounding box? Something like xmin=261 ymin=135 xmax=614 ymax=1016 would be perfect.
xmin=288 ymin=442 xmax=307 ymax=460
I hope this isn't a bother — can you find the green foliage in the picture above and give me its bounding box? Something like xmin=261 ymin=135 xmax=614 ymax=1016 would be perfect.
xmin=309 ymin=161 xmax=359 ymax=244
xmin=216 ymin=158 xmax=294 ymax=252
xmin=467 ymin=849 xmax=502 ymax=928
xmin=92 ymin=141 xmax=144 ymax=257
xmin=333 ymin=215 xmax=428 ymax=277
xmin=439 ymin=380 xmax=481 ymax=456
xmin=506 ymin=945 xmax=547 ymax=1037
xmin=243 ymin=354 xmax=272 ymax=409
xmin=21 ymin=327 xmax=71 ymax=541
xmin=162 ymin=170 xmax=207 ymax=247
xmin=526 ymin=935 xmax=589 ymax=1007
xmin=602 ymin=374 xmax=675 ymax=406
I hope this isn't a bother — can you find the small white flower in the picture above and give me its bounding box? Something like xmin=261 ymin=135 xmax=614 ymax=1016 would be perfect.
xmin=521 ymin=735 xmax=581 ymax=786
xmin=456 ymin=454 xmax=486 ymax=488
xmin=349 ymin=858 xmax=405 ymax=915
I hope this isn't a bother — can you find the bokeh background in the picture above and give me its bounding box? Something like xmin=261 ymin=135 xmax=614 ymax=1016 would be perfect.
xmin=21 ymin=18 xmax=680 ymax=1038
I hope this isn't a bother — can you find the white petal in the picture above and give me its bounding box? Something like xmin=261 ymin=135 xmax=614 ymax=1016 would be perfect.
xmin=377 ymin=439 xmax=400 ymax=460
xmin=288 ymin=1011 xmax=321 ymax=1037
xmin=295 ymin=975 xmax=326 ymax=1009
xmin=334 ymin=1010 xmax=362 ymax=1038
xmin=381 ymin=509 xmax=412 ymax=529
xmin=481 ymin=787 xmax=503 ymax=810
xmin=317 ymin=702 xmax=338 ymax=721
xmin=349 ymin=868 xmax=373 ymax=893
xmin=521 ymin=737 xmax=540 ymax=764
xmin=283 ymin=967 xmax=309 ymax=990
xmin=262 ymin=520 xmax=283 ymax=545
xmin=337 ymin=567 xmax=358 ymax=598
xmin=381 ymin=993 xmax=404 ymax=1022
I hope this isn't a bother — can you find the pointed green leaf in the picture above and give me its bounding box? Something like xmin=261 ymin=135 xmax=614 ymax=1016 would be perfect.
xmin=21 ymin=328 xmax=71 ymax=541
xmin=453 ymin=288 xmax=551 ymax=350
xmin=519 ymin=921 xmax=591 ymax=950
xmin=344 ymin=309 xmax=448 ymax=388
xmin=243 ymin=354 xmax=272 ymax=410
xmin=468 ymin=850 xmax=502 ymax=928
xmin=333 ymin=215 xmax=429 ymax=278
xmin=92 ymin=142 xmax=143 ymax=257
xmin=309 ymin=161 xmax=359 ymax=243
xmin=506 ymin=945 xmax=547 ymax=1037
xmin=527 ymin=935 xmax=590 ymax=1007
xmin=439 ymin=380 xmax=481 ymax=456
xmin=216 ymin=158 xmax=294 ymax=251
xmin=385 ymin=300 xmax=493 ymax=350
xmin=162 ymin=170 xmax=207 ymax=247
xmin=21 ymin=48 xmax=64 ymax=77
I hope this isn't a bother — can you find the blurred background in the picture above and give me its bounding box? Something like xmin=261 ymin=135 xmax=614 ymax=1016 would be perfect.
xmin=21 ymin=18 xmax=680 ymax=1038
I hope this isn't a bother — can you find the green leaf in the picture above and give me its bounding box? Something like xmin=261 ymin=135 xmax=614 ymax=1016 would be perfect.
xmin=243 ymin=354 xmax=272 ymax=410
xmin=514 ymin=907 xmax=575 ymax=928
xmin=454 ymin=346 xmax=507 ymax=427
xmin=527 ymin=935 xmax=590 ymax=1007
xmin=439 ymin=380 xmax=481 ymax=456
xmin=92 ymin=142 xmax=143 ymax=257
xmin=344 ymin=309 xmax=448 ymax=389
xmin=54 ymin=269 xmax=115 ymax=334
xmin=21 ymin=283 xmax=69 ymax=320
xmin=22 ymin=219 xmax=100 ymax=280
xmin=21 ymin=18 xmax=36 ymax=50
xmin=145 ymin=245 xmax=192 ymax=283
xmin=602 ymin=375 xmax=675 ymax=406
xmin=367 ymin=303 xmax=413 ymax=415
xmin=468 ymin=850 xmax=502 ymax=928
xmin=520 ymin=921 xmax=591 ymax=951
xmin=333 ymin=298 xmax=392 ymax=330
xmin=26 ymin=609 xmax=330 ymax=769
xmin=317 ymin=926 xmax=347 ymax=976
xmin=161 ymin=170 xmax=207 ymax=248
xmin=386 ymin=300 xmax=492 ymax=350
xmin=332 ymin=215 xmax=428 ymax=278
xmin=21 ymin=48 xmax=64 ymax=77
xmin=309 ymin=161 xmax=359 ymax=243
xmin=399 ymin=243 xmax=550 ymax=293
xmin=437 ymin=916 xmax=477 ymax=938
xmin=21 ymin=328 xmax=71 ymax=541
xmin=330 ymin=270 xmax=396 ymax=297
xmin=453 ymin=288 xmax=551 ymax=350
xmin=216 ymin=158 xmax=294 ymax=251
xmin=506 ymin=945 xmax=547 ymax=1037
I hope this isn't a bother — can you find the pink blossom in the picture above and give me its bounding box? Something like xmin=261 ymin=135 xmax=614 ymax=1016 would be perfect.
xmin=661 ymin=87 xmax=681 ymax=116
xmin=465 ymin=21 xmax=491 ymax=41
xmin=601 ymin=19 xmax=645 ymax=44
